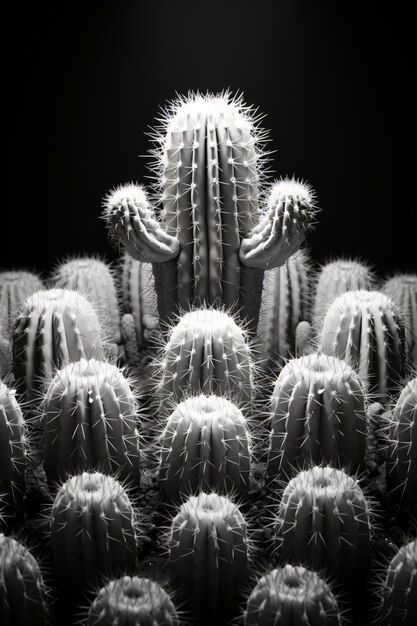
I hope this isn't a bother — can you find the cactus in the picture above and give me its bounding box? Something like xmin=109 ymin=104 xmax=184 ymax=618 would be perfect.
xmin=88 ymin=576 xmax=179 ymax=626
xmin=267 ymin=353 xmax=366 ymax=479
xmin=160 ymin=308 xmax=253 ymax=404
xmin=0 ymin=534 xmax=47 ymax=626
xmin=244 ymin=564 xmax=341 ymax=626
xmin=160 ymin=394 xmax=250 ymax=499
xmin=0 ymin=382 xmax=26 ymax=514
xmin=380 ymin=539 xmax=417 ymax=626
xmin=42 ymin=358 xmax=140 ymax=485
xmin=50 ymin=471 xmax=136 ymax=588
xmin=13 ymin=289 xmax=104 ymax=401
xmin=387 ymin=378 xmax=417 ymax=515
xmin=169 ymin=491 xmax=248 ymax=619
xmin=275 ymin=466 xmax=371 ymax=582
xmin=0 ymin=271 xmax=43 ymax=340
xmin=313 ymin=258 xmax=374 ymax=322
xmin=295 ymin=320 xmax=314 ymax=356
xmin=104 ymin=93 xmax=317 ymax=333
xmin=319 ymin=290 xmax=406 ymax=404
xmin=383 ymin=274 xmax=417 ymax=367
xmin=257 ymin=249 xmax=311 ymax=370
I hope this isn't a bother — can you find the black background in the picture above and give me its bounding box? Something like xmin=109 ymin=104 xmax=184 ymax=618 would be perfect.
xmin=3 ymin=0 xmax=416 ymax=277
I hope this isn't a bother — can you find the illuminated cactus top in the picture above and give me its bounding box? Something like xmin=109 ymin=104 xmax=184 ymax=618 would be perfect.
xmin=104 ymin=93 xmax=317 ymax=331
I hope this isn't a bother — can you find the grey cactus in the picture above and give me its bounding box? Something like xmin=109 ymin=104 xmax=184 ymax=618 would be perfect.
xmin=257 ymin=249 xmax=311 ymax=370
xmin=380 ymin=539 xmax=417 ymax=626
xmin=169 ymin=491 xmax=248 ymax=619
xmin=0 ymin=534 xmax=47 ymax=626
xmin=13 ymin=289 xmax=104 ymax=400
xmin=104 ymin=93 xmax=317 ymax=333
xmin=319 ymin=290 xmax=406 ymax=404
xmin=0 ymin=270 xmax=43 ymax=340
xmin=160 ymin=394 xmax=250 ymax=499
xmin=244 ymin=564 xmax=341 ymax=626
xmin=42 ymin=358 xmax=140 ymax=485
xmin=267 ymin=353 xmax=366 ymax=479
xmin=0 ymin=381 xmax=26 ymax=513
xmin=160 ymin=308 xmax=253 ymax=404
xmin=50 ymin=471 xmax=136 ymax=587
xmin=383 ymin=274 xmax=417 ymax=367
xmin=275 ymin=466 xmax=371 ymax=582
xmin=88 ymin=576 xmax=179 ymax=626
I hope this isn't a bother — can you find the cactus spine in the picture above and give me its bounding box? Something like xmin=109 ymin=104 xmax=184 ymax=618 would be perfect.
xmin=275 ymin=466 xmax=371 ymax=582
xmin=42 ymin=359 xmax=140 ymax=485
xmin=383 ymin=274 xmax=417 ymax=367
xmin=169 ymin=491 xmax=247 ymax=619
xmin=160 ymin=394 xmax=250 ymax=499
xmin=0 ymin=271 xmax=43 ymax=340
xmin=381 ymin=539 xmax=417 ymax=626
xmin=319 ymin=290 xmax=406 ymax=404
xmin=244 ymin=564 xmax=341 ymax=626
xmin=0 ymin=382 xmax=26 ymax=513
xmin=88 ymin=576 xmax=179 ymax=626
xmin=267 ymin=353 xmax=366 ymax=479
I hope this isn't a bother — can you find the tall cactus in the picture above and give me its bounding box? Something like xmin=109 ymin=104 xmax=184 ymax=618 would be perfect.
xmin=383 ymin=274 xmax=417 ymax=367
xmin=244 ymin=565 xmax=341 ymax=626
xmin=169 ymin=491 xmax=248 ymax=619
xmin=0 ymin=381 xmax=26 ymax=514
xmin=267 ymin=353 xmax=366 ymax=479
xmin=319 ymin=290 xmax=406 ymax=404
xmin=0 ymin=270 xmax=43 ymax=340
xmin=42 ymin=359 xmax=140 ymax=485
xmin=13 ymin=289 xmax=104 ymax=400
xmin=380 ymin=539 xmax=417 ymax=626
xmin=104 ymin=93 xmax=317 ymax=333
xmin=160 ymin=394 xmax=250 ymax=499
xmin=275 ymin=466 xmax=371 ymax=582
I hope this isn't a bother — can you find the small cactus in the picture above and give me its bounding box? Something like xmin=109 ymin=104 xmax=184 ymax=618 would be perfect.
xmin=383 ymin=274 xmax=417 ymax=367
xmin=0 ymin=533 xmax=47 ymax=626
xmin=42 ymin=358 xmax=140 ymax=485
xmin=169 ymin=491 xmax=248 ymax=619
xmin=160 ymin=394 xmax=250 ymax=499
xmin=380 ymin=539 xmax=417 ymax=626
xmin=244 ymin=564 xmax=341 ymax=626
xmin=160 ymin=308 xmax=253 ymax=404
xmin=267 ymin=353 xmax=366 ymax=479
xmin=13 ymin=289 xmax=104 ymax=400
xmin=0 ymin=270 xmax=43 ymax=340
xmin=87 ymin=576 xmax=179 ymax=626
xmin=275 ymin=466 xmax=371 ymax=582
xmin=319 ymin=290 xmax=406 ymax=404
xmin=0 ymin=381 xmax=26 ymax=513
xmin=50 ymin=471 xmax=136 ymax=588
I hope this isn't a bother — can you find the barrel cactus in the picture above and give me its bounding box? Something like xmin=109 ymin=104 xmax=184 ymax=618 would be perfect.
xmin=0 ymin=270 xmax=43 ymax=340
xmin=244 ymin=564 xmax=341 ymax=626
xmin=88 ymin=576 xmax=178 ymax=626
xmin=42 ymin=358 xmax=140 ymax=485
xmin=275 ymin=466 xmax=371 ymax=582
xmin=160 ymin=394 xmax=250 ymax=499
xmin=50 ymin=471 xmax=137 ymax=588
xmin=0 ymin=381 xmax=26 ymax=513
xmin=319 ymin=290 xmax=406 ymax=404
xmin=380 ymin=539 xmax=417 ymax=626
xmin=0 ymin=534 xmax=47 ymax=626
xmin=257 ymin=249 xmax=311 ymax=370
xmin=169 ymin=491 xmax=248 ymax=618
xmin=160 ymin=308 xmax=253 ymax=403
xmin=13 ymin=289 xmax=104 ymax=400
xmin=267 ymin=353 xmax=366 ymax=479
xmin=383 ymin=274 xmax=417 ymax=367
xmin=104 ymin=93 xmax=317 ymax=333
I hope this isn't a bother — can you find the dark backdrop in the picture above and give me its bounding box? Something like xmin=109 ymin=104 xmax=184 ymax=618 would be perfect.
xmin=3 ymin=0 xmax=416 ymax=277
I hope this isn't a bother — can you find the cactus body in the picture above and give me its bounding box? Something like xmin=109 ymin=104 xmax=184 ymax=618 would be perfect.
xmin=257 ymin=250 xmax=311 ymax=370
xmin=275 ymin=466 xmax=371 ymax=582
xmin=0 ymin=271 xmax=43 ymax=340
xmin=267 ymin=353 xmax=366 ymax=479
xmin=0 ymin=382 xmax=26 ymax=512
xmin=381 ymin=540 xmax=417 ymax=626
xmin=160 ymin=309 xmax=253 ymax=403
xmin=387 ymin=378 xmax=417 ymax=514
xmin=120 ymin=255 xmax=159 ymax=346
xmin=244 ymin=564 xmax=341 ymax=626
xmin=88 ymin=576 xmax=178 ymax=626
xmin=170 ymin=492 xmax=247 ymax=619
xmin=319 ymin=290 xmax=406 ymax=404
xmin=160 ymin=394 xmax=250 ymax=499
xmin=13 ymin=289 xmax=104 ymax=400
xmin=383 ymin=274 xmax=417 ymax=367
xmin=43 ymin=359 xmax=140 ymax=485
xmin=51 ymin=472 xmax=136 ymax=587
xmin=0 ymin=534 xmax=47 ymax=626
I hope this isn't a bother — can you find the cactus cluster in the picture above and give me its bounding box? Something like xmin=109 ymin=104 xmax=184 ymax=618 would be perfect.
xmin=0 ymin=381 xmax=26 ymax=514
